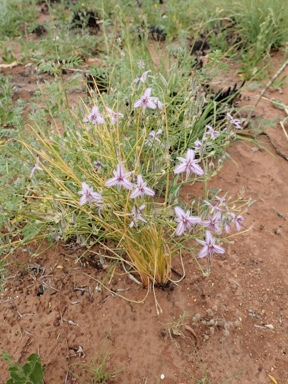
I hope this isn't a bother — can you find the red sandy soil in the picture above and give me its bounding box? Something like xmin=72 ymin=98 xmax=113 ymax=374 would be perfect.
xmin=1 ymin=52 xmax=288 ymax=383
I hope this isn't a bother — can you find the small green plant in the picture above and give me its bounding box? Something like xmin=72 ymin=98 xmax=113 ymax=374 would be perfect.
xmin=2 ymin=351 xmax=44 ymax=384
xmin=168 ymin=313 xmax=190 ymax=347
xmin=0 ymin=75 xmax=25 ymax=129
xmin=70 ymin=350 xmax=120 ymax=383
xmin=1 ymin=47 xmax=16 ymax=64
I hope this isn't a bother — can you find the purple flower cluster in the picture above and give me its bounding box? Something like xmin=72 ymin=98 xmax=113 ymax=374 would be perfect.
xmin=105 ymin=165 xmax=155 ymax=198
xmin=79 ymin=76 xmax=244 ymax=260
xmin=83 ymin=106 xmax=124 ymax=126
xmin=79 ymin=164 xmax=155 ymax=226
xmin=191 ymin=113 xmax=242 ymax=156
xmin=173 ymin=193 xmax=244 ymax=259
xmin=83 ymin=81 xmax=163 ymax=129
xmin=202 ymin=195 xmax=244 ymax=235
xmin=227 ymin=113 xmax=242 ymax=130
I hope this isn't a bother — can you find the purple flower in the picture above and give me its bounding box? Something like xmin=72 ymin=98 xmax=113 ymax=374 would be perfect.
xmin=224 ymin=212 xmax=234 ymax=234
xmin=194 ymin=139 xmax=203 ymax=150
xmin=197 ymin=230 xmax=225 ymax=259
xmin=150 ymin=97 xmax=163 ymax=110
xmin=137 ymin=60 xmax=145 ymax=69
xmin=224 ymin=222 xmax=231 ymax=234
xmin=174 ymin=149 xmax=204 ymax=178
xmin=204 ymin=195 xmax=227 ymax=213
xmin=30 ymin=158 xmax=42 ymax=178
xmin=204 ymin=200 xmax=219 ymax=213
xmin=78 ymin=182 xmax=103 ymax=206
xmin=106 ymin=107 xmax=124 ymax=125
xmin=105 ymin=164 xmax=133 ymax=190
xmin=130 ymin=175 xmax=155 ymax=199
xmin=174 ymin=206 xmax=201 ymax=236
xmin=215 ymin=195 xmax=227 ymax=207
xmin=224 ymin=212 xmax=244 ymax=232
xmin=134 ymin=88 xmax=157 ymax=113
xmin=130 ymin=204 xmax=147 ymax=228
xmin=206 ymin=125 xmax=219 ymax=140
xmin=133 ymin=70 xmax=151 ymax=85
xmin=227 ymin=113 xmax=242 ymax=130
xmin=235 ymin=215 xmax=244 ymax=231
xmin=83 ymin=106 xmax=105 ymax=125
xmin=93 ymin=160 xmax=102 ymax=172
xmin=201 ymin=211 xmax=222 ymax=234
xmin=145 ymin=129 xmax=162 ymax=146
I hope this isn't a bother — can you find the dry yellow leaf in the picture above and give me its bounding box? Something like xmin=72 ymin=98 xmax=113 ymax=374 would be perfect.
xmin=268 ymin=374 xmax=278 ymax=384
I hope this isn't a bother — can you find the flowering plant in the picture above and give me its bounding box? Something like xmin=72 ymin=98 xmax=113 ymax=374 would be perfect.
xmin=9 ymin=64 xmax=249 ymax=308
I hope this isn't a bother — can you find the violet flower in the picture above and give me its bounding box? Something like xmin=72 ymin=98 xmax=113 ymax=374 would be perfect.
xmin=145 ymin=129 xmax=162 ymax=146
xmin=150 ymin=97 xmax=163 ymax=110
xmin=194 ymin=139 xmax=203 ymax=150
xmin=204 ymin=195 xmax=227 ymax=213
xmin=130 ymin=204 xmax=147 ymax=228
xmin=105 ymin=164 xmax=133 ymax=190
xmin=79 ymin=182 xmax=103 ymax=206
xmin=130 ymin=175 xmax=155 ymax=199
xmin=134 ymin=88 xmax=157 ymax=113
xmin=197 ymin=230 xmax=225 ymax=258
xmin=93 ymin=161 xmax=102 ymax=172
xmin=30 ymin=158 xmax=42 ymax=178
xmin=133 ymin=70 xmax=151 ymax=85
xmin=204 ymin=199 xmax=219 ymax=213
xmin=227 ymin=113 xmax=242 ymax=130
xmin=201 ymin=211 xmax=222 ymax=234
xmin=174 ymin=206 xmax=201 ymax=236
xmin=215 ymin=195 xmax=227 ymax=207
xmin=224 ymin=212 xmax=234 ymax=234
xmin=174 ymin=149 xmax=204 ymax=178
xmin=224 ymin=212 xmax=244 ymax=232
xmin=206 ymin=125 xmax=219 ymax=140
xmin=83 ymin=106 xmax=105 ymax=125
xmin=235 ymin=215 xmax=244 ymax=231
xmin=137 ymin=60 xmax=145 ymax=69
xmin=106 ymin=107 xmax=124 ymax=125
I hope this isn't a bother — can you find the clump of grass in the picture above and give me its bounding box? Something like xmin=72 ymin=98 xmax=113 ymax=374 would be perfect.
xmin=70 ymin=347 xmax=120 ymax=384
xmin=190 ymin=0 xmax=288 ymax=79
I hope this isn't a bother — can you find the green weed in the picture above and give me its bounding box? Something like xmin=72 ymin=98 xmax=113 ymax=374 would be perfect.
xmin=2 ymin=351 xmax=44 ymax=384
xmin=0 ymin=75 xmax=25 ymax=129
xmin=70 ymin=347 xmax=120 ymax=383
